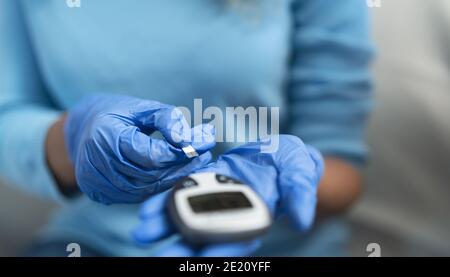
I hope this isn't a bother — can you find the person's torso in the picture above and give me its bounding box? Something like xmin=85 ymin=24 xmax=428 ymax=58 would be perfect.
xmin=18 ymin=0 xmax=326 ymax=256
xmin=21 ymin=0 xmax=291 ymax=110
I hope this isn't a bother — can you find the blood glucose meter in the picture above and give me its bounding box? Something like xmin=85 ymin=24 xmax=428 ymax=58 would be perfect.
xmin=168 ymin=172 xmax=272 ymax=244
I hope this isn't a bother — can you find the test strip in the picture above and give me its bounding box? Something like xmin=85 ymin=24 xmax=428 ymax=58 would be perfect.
xmin=182 ymin=145 xmax=198 ymax=158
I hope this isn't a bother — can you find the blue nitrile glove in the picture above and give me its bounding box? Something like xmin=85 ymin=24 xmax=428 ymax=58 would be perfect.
xmin=132 ymin=135 xmax=324 ymax=256
xmin=65 ymin=94 xmax=215 ymax=204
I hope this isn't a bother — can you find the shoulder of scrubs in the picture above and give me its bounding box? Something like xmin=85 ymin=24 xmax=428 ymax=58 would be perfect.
xmin=0 ymin=0 xmax=65 ymax=202
xmin=287 ymin=0 xmax=375 ymax=165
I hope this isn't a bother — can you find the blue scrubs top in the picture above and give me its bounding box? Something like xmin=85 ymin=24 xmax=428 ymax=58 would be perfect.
xmin=0 ymin=0 xmax=373 ymax=256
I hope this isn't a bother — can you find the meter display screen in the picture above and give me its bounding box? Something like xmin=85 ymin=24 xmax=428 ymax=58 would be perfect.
xmin=188 ymin=192 xmax=252 ymax=213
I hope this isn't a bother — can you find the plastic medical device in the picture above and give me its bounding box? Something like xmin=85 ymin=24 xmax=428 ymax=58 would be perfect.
xmin=168 ymin=172 xmax=272 ymax=244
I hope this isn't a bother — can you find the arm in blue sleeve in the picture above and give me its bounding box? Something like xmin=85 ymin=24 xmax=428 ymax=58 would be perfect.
xmin=0 ymin=0 xmax=65 ymax=201
xmin=288 ymin=0 xmax=375 ymax=165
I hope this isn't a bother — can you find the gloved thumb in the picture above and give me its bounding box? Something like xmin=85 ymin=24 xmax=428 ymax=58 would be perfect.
xmin=133 ymin=103 xmax=216 ymax=153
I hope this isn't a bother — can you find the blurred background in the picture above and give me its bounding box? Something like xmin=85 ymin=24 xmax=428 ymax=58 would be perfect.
xmin=348 ymin=0 xmax=450 ymax=256
xmin=1 ymin=0 xmax=450 ymax=256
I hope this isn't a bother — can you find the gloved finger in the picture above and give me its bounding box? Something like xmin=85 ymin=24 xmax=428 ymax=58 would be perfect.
xmin=190 ymin=123 xmax=216 ymax=152
xmin=210 ymin=156 xmax=279 ymax=213
xmin=117 ymin=126 xmax=185 ymax=168
xmin=283 ymin=184 xmax=317 ymax=231
xmin=118 ymin=125 xmax=215 ymax=169
xmin=139 ymin=190 xmax=172 ymax=219
xmin=156 ymin=152 xmax=213 ymax=191
xmin=199 ymin=240 xmax=262 ymax=257
xmin=132 ymin=214 xmax=174 ymax=244
xmin=154 ymin=107 xmax=191 ymax=147
xmin=110 ymin=147 xmax=208 ymax=182
xmin=110 ymin=149 xmax=211 ymax=182
xmin=131 ymin=103 xmax=192 ymax=147
xmin=132 ymin=191 xmax=174 ymax=244
xmin=154 ymin=238 xmax=196 ymax=257
xmin=105 ymin=152 xmax=212 ymax=195
xmin=305 ymin=145 xmax=325 ymax=184
xmin=279 ymin=145 xmax=323 ymax=231
xmin=147 ymin=106 xmax=216 ymax=152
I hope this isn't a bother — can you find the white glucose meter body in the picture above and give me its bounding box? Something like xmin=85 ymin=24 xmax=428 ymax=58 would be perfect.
xmin=168 ymin=172 xmax=272 ymax=244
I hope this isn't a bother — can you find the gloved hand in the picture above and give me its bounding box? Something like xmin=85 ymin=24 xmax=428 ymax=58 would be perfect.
xmin=65 ymin=94 xmax=215 ymax=204
xmin=132 ymin=190 xmax=262 ymax=257
xmin=132 ymin=135 xmax=324 ymax=256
